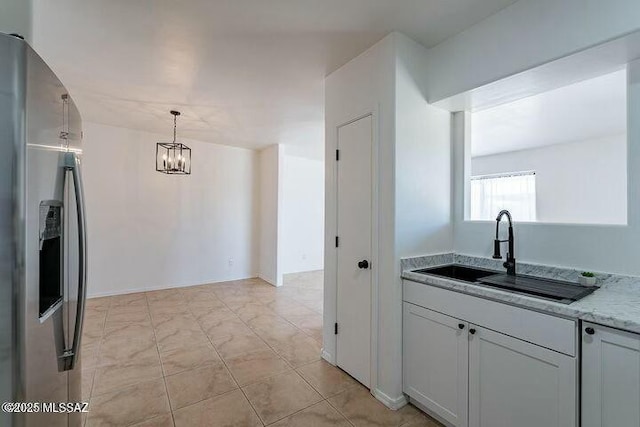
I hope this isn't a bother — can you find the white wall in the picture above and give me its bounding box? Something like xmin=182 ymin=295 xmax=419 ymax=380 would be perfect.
xmin=395 ymin=35 xmax=453 ymax=257
xmin=391 ymin=33 xmax=453 ymax=405
xmin=258 ymin=144 xmax=284 ymax=286
xmin=324 ymin=33 xmax=396 ymax=405
xmin=83 ymin=122 xmax=259 ymax=297
xmin=425 ymin=0 xmax=640 ymax=102
xmin=421 ymin=0 xmax=640 ymax=276
xmin=281 ymin=153 xmax=324 ymax=274
xmin=324 ymin=32 xmax=453 ymax=409
xmin=471 ymin=135 xmax=627 ymax=225
xmin=0 ymin=0 xmax=32 ymax=42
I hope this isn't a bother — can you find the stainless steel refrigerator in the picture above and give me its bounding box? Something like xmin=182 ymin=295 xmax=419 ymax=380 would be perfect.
xmin=1 ymin=32 xmax=87 ymax=427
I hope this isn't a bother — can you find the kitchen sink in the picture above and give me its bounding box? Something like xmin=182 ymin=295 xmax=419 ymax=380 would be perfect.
xmin=478 ymin=274 xmax=596 ymax=304
xmin=413 ymin=264 xmax=596 ymax=304
xmin=413 ymin=264 xmax=498 ymax=283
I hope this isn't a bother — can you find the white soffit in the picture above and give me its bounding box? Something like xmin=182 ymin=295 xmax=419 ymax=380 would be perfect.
xmin=30 ymin=0 xmax=515 ymax=156
xmin=471 ymin=69 xmax=627 ymax=157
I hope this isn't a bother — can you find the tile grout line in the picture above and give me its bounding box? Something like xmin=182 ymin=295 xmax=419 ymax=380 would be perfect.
xmin=256 ymin=278 xmax=337 ymax=426
xmin=230 ymin=292 xmax=322 ymax=368
xmin=323 ymin=391 xmax=358 ymax=427
xmin=234 ymin=307 xmax=317 ymax=375
xmin=190 ymin=292 xmax=267 ymax=426
xmin=214 ymin=292 xmax=295 ymax=373
xmin=147 ymin=290 xmax=207 ymax=423
xmin=216 ymin=284 xmax=331 ymax=426
xmin=290 ymin=358 xmax=360 ymax=427
xmin=83 ymin=298 xmax=111 ymax=426
xmin=151 ymin=292 xmax=205 ymax=417
xmin=276 ymin=279 xmax=358 ymax=427
xmin=145 ymin=292 xmax=177 ymax=427
xmin=84 ymin=278 xmax=325 ymax=426
xmin=210 ymin=285 xmax=327 ymax=424
xmin=261 ymin=397 xmax=328 ymax=426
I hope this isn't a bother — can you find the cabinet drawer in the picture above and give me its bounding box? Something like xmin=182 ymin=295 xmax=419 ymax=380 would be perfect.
xmin=404 ymin=279 xmax=577 ymax=356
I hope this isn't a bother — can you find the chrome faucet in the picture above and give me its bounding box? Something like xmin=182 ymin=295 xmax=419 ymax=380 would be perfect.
xmin=493 ymin=210 xmax=516 ymax=276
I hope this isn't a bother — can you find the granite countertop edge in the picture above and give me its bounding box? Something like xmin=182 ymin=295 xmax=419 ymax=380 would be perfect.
xmin=402 ymin=265 xmax=640 ymax=335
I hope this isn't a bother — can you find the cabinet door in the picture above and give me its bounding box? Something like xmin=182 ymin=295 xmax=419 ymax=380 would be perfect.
xmin=403 ymin=303 xmax=468 ymax=427
xmin=582 ymin=322 xmax=640 ymax=427
xmin=469 ymin=325 xmax=576 ymax=427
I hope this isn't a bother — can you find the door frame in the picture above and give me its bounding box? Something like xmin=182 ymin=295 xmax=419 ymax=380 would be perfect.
xmin=327 ymin=106 xmax=380 ymax=392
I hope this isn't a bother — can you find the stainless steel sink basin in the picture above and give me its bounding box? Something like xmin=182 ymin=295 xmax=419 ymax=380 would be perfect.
xmin=478 ymin=274 xmax=596 ymax=304
xmin=413 ymin=264 xmax=498 ymax=282
xmin=413 ymin=264 xmax=596 ymax=304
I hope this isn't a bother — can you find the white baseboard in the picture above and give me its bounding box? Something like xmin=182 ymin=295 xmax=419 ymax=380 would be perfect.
xmin=372 ymin=388 xmax=408 ymax=410
xmin=321 ymin=349 xmax=335 ymax=364
xmin=408 ymin=397 xmax=452 ymax=427
xmin=87 ymin=275 xmax=258 ymax=298
xmin=282 ymin=268 xmax=324 ymax=275
xmin=318 ymin=352 xmax=405 ymax=411
xmin=258 ymin=274 xmax=282 ymax=287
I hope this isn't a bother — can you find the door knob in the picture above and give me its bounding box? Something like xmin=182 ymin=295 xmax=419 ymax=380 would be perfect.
xmin=358 ymin=260 xmax=370 ymax=269
xmin=585 ymin=327 xmax=595 ymax=335
xmin=469 ymin=328 xmax=476 ymax=335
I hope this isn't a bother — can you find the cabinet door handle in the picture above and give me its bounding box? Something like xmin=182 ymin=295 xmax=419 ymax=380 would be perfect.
xmin=469 ymin=328 xmax=476 ymax=335
xmin=585 ymin=327 xmax=595 ymax=335
xmin=458 ymin=323 xmax=465 ymax=330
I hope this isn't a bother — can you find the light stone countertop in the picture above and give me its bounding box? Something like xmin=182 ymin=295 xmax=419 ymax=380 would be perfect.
xmin=402 ymin=254 xmax=640 ymax=335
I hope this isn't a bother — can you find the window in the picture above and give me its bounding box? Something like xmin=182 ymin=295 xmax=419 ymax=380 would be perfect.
xmin=470 ymin=172 xmax=536 ymax=221
xmin=467 ymin=69 xmax=627 ymax=225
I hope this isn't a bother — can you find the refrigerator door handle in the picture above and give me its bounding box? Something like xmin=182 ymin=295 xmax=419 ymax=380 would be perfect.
xmin=61 ymin=152 xmax=87 ymax=371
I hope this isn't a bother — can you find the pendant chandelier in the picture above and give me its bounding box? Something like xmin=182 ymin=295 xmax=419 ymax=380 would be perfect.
xmin=156 ymin=110 xmax=191 ymax=175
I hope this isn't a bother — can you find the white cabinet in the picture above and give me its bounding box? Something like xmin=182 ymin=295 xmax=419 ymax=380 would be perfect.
xmin=403 ymin=280 xmax=578 ymax=427
xmin=582 ymin=322 xmax=640 ymax=427
xmin=468 ymin=325 xmax=577 ymax=427
xmin=403 ymin=303 xmax=468 ymax=427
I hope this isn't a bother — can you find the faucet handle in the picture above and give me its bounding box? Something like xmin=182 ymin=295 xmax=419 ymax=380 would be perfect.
xmin=492 ymin=239 xmax=502 ymax=259
xmin=503 ymin=256 xmax=516 ymax=275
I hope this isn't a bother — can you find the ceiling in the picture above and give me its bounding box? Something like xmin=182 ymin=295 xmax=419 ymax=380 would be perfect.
xmin=31 ymin=0 xmax=516 ymax=158
xmin=471 ymin=69 xmax=627 ymax=157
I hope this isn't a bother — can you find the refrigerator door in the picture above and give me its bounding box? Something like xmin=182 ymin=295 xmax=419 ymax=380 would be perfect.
xmin=22 ymin=41 xmax=78 ymax=427
xmin=0 ymin=33 xmax=24 ymax=427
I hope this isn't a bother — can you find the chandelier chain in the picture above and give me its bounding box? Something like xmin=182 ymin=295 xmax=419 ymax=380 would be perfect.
xmin=173 ymin=113 xmax=177 ymax=143
xmin=61 ymin=94 xmax=69 ymax=149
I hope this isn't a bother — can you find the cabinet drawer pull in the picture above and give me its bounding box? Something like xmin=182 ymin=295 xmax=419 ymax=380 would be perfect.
xmin=585 ymin=327 xmax=595 ymax=335
xmin=458 ymin=323 xmax=465 ymax=330
xmin=469 ymin=328 xmax=476 ymax=335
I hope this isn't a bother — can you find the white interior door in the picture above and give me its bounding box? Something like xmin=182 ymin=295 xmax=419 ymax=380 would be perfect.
xmin=336 ymin=115 xmax=373 ymax=387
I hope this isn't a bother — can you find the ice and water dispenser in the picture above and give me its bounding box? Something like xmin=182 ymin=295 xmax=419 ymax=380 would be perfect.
xmin=39 ymin=200 xmax=63 ymax=318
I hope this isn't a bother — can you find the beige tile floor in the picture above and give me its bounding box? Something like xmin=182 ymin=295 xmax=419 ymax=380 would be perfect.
xmin=81 ymin=271 xmax=442 ymax=427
